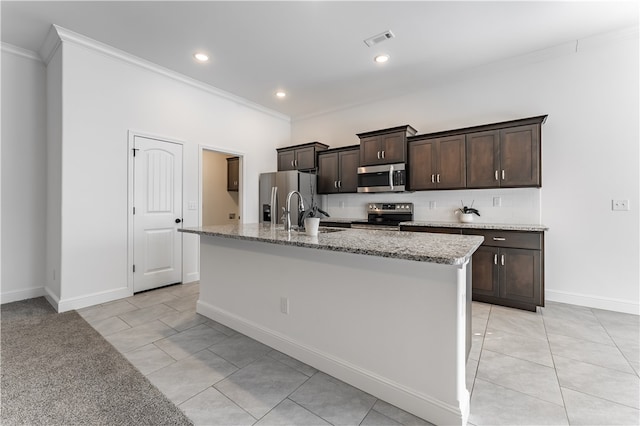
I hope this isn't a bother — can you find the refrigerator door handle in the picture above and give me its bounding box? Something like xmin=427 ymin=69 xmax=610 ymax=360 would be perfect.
xmin=270 ymin=186 xmax=278 ymax=225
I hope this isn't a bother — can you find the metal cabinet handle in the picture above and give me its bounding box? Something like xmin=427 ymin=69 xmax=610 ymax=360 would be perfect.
xmin=431 ymin=174 xmax=435 ymax=183
xmin=381 ymin=150 xmax=385 ymax=159
xmin=493 ymin=237 xmax=506 ymax=241
xmin=495 ymin=170 xmax=499 ymax=181
xmin=295 ymin=159 xmax=298 ymax=167
xmin=377 ymin=151 xmax=381 ymax=160
xmin=502 ymin=170 xmax=505 ymax=180
xmin=334 ymin=181 xmax=338 ymax=188
xmin=494 ymin=254 xmax=498 ymax=265
xmin=501 ymin=254 xmax=505 ymax=266
xmin=436 ymin=174 xmax=440 ymax=183
xmin=338 ymin=180 xmax=342 ymax=188
xmin=291 ymin=160 xmax=294 ymax=167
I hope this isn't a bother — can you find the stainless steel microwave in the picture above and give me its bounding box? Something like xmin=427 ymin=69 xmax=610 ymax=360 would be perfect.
xmin=357 ymin=163 xmax=406 ymax=193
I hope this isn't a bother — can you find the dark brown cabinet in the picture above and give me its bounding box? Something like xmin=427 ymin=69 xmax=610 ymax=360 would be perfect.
xmin=408 ymin=135 xmax=466 ymax=190
xmin=465 ymin=229 xmax=544 ymax=311
xmin=357 ymin=125 xmax=417 ymax=166
xmin=227 ymin=157 xmax=239 ymax=192
xmin=277 ymin=142 xmax=328 ymax=171
xmin=466 ymin=122 xmax=541 ymax=188
xmin=317 ymin=146 xmax=359 ymax=194
xmin=399 ymin=225 xmax=545 ymax=312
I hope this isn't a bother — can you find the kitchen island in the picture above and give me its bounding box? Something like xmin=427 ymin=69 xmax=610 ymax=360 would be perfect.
xmin=180 ymin=224 xmax=483 ymax=425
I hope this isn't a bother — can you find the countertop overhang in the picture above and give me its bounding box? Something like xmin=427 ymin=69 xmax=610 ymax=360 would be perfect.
xmin=180 ymin=223 xmax=484 ymax=265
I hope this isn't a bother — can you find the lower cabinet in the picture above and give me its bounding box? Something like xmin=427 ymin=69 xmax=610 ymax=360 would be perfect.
xmin=400 ymin=226 xmax=544 ymax=311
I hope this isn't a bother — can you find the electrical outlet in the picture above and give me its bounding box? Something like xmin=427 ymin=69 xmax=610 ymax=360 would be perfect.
xmin=612 ymin=199 xmax=630 ymax=211
xmin=493 ymin=197 xmax=502 ymax=207
xmin=429 ymin=201 xmax=436 ymax=210
xmin=229 ymin=213 xmax=236 ymax=219
xmin=280 ymin=297 xmax=289 ymax=314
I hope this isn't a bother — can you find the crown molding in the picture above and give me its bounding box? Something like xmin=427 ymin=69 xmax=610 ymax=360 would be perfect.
xmin=46 ymin=25 xmax=289 ymax=122
xmin=1 ymin=42 xmax=43 ymax=63
xmin=39 ymin=24 xmax=62 ymax=65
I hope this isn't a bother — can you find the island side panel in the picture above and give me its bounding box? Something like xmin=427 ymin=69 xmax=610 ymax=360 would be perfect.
xmin=197 ymin=234 xmax=470 ymax=425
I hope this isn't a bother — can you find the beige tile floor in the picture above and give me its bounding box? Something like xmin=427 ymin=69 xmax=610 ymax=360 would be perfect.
xmin=79 ymin=282 xmax=640 ymax=426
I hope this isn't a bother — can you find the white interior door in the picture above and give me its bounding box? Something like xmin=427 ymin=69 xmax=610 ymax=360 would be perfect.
xmin=133 ymin=136 xmax=183 ymax=292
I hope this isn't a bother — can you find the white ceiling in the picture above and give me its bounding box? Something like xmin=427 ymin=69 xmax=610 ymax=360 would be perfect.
xmin=2 ymin=1 xmax=638 ymax=119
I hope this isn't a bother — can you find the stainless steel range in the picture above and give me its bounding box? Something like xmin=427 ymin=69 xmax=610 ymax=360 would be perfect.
xmin=350 ymin=203 xmax=414 ymax=231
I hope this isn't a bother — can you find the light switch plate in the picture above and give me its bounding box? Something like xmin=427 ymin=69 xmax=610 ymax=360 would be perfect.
xmin=188 ymin=201 xmax=198 ymax=210
xmin=612 ymin=199 xmax=630 ymax=211
xmin=493 ymin=197 xmax=502 ymax=207
xmin=429 ymin=201 xmax=436 ymax=209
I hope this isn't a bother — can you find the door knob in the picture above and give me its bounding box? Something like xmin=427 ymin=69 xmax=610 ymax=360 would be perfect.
xmin=175 ymin=218 xmax=182 ymax=224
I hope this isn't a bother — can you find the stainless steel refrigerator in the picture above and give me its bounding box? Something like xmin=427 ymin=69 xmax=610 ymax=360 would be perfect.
xmin=259 ymin=171 xmax=320 ymax=227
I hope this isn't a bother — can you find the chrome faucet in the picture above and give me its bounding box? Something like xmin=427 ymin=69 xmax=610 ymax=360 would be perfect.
xmin=284 ymin=190 xmax=305 ymax=231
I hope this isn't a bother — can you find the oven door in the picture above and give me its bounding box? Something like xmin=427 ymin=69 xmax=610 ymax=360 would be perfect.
xmin=357 ymin=163 xmax=406 ymax=193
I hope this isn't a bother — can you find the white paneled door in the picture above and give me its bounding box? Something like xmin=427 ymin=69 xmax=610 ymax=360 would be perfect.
xmin=133 ymin=136 xmax=183 ymax=293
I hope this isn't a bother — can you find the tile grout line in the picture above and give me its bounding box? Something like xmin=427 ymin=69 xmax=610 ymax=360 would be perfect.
xmin=589 ymin=306 xmax=640 ymax=378
xmin=540 ymin=307 xmax=572 ymax=425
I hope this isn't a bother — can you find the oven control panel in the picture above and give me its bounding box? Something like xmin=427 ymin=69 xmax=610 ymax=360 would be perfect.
xmin=367 ymin=203 xmax=413 ymax=214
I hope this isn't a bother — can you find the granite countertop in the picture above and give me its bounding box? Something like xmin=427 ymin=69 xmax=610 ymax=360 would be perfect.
xmin=180 ymin=223 xmax=484 ymax=265
xmin=400 ymin=221 xmax=549 ymax=232
xmin=319 ymin=217 xmax=361 ymax=223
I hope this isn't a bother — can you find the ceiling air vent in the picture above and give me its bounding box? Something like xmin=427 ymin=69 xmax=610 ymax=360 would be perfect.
xmin=364 ymin=30 xmax=395 ymax=47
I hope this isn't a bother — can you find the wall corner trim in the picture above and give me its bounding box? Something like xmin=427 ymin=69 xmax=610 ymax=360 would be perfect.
xmin=50 ymin=25 xmax=290 ymax=122
xmin=39 ymin=24 xmax=62 ymax=65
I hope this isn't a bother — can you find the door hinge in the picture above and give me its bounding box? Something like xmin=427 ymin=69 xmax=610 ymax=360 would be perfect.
xmin=133 ymin=265 xmax=136 ymax=273
xmin=132 ymin=148 xmax=139 ymax=157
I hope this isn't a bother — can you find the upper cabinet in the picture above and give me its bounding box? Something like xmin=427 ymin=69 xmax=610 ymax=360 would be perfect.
xmin=317 ymin=146 xmax=360 ymax=194
xmin=357 ymin=125 xmax=417 ymax=166
xmin=466 ymin=122 xmax=541 ymax=188
xmin=408 ymin=115 xmax=546 ymax=191
xmin=408 ymin=134 xmax=466 ymax=190
xmin=277 ymin=142 xmax=329 ymax=171
xmin=227 ymin=157 xmax=239 ymax=192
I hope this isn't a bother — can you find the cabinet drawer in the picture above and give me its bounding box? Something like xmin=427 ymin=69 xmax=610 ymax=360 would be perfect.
xmin=463 ymin=230 xmax=542 ymax=250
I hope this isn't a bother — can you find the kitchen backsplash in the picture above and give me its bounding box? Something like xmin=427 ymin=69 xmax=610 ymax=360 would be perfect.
xmin=321 ymin=187 xmax=542 ymax=224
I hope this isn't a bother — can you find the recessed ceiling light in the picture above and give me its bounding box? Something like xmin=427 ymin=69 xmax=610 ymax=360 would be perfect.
xmin=193 ymin=52 xmax=209 ymax=62
xmin=374 ymin=54 xmax=389 ymax=64
xmin=275 ymin=91 xmax=287 ymax=98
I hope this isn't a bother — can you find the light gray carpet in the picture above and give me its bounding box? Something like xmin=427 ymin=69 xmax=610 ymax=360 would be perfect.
xmin=1 ymin=297 xmax=193 ymax=425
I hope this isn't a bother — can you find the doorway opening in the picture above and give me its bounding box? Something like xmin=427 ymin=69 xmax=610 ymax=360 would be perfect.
xmin=200 ymin=148 xmax=243 ymax=227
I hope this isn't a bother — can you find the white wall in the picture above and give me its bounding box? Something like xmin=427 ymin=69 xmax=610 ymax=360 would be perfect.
xmin=202 ymin=151 xmax=240 ymax=226
xmin=1 ymin=46 xmax=48 ymax=303
xmin=45 ymin=28 xmax=289 ymax=311
xmin=292 ymin=29 xmax=639 ymax=314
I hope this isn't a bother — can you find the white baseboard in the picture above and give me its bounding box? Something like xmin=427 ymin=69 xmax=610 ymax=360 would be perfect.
xmin=184 ymin=271 xmax=199 ymax=284
xmin=0 ymin=286 xmax=46 ymax=304
xmin=546 ymin=289 xmax=639 ymax=315
xmin=56 ymin=286 xmax=133 ymax=313
xmin=197 ymin=300 xmax=467 ymax=426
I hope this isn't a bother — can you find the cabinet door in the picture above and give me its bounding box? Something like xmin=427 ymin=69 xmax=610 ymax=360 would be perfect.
xmin=317 ymin=153 xmax=339 ymax=194
xmin=471 ymin=245 xmax=500 ymax=298
xmin=499 ymin=247 xmax=542 ymax=306
xmin=381 ymin=132 xmax=406 ymax=163
xmin=338 ymin=149 xmax=359 ymax=193
xmin=359 ymin=136 xmax=381 ymax=166
xmin=466 ymin=130 xmax=499 ymax=188
xmin=437 ymin=135 xmax=466 ymax=189
xmin=278 ymin=150 xmax=296 ymax=171
xmin=499 ymin=124 xmax=540 ymax=187
xmin=227 ymin=158 xmax=239 ymax=191
xmin=295 ymin=146 xmax=316 ymax=171
xmin=408 ymin=140 xmax=436 ymax=190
